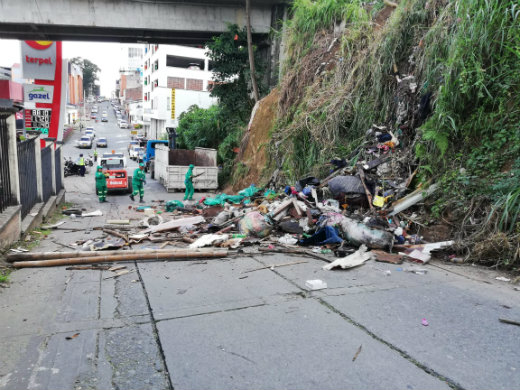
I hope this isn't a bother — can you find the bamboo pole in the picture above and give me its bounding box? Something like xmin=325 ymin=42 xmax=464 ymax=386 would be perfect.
xmin=12 ymin=249 xmax=229 ymax=268
xmin=6 ymin=248 xmax=224 ymax=262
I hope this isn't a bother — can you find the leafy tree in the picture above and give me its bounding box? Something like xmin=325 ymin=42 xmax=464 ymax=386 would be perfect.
xmin=206 ymin=24 xmax=265 ymax=120
xmin=70 ymin=57 xmax=101 ymax=96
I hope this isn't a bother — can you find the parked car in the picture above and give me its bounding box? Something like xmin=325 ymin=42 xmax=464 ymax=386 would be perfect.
xmin=96 ymin=137 xmax=108 ymax=148
xmin=101 ymin=114 xmax=108 ymax=122
xmin=129 ymin=146 xmax=144 ymax=160
xmin=90 ymin=114 xmax=96 ymax=119
xmin=77 ymin=136 xmax=93 ymax=149
xmin=119 ymin=120 xmax=129 ymax=129
xmin=84 ymin=129 xmax=95 ymax=138
xmin=127 ymin=140 xmax=138 ymax=154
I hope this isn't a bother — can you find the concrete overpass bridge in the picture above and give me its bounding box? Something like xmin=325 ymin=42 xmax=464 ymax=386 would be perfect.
xmin=0 ymin=0 xmax=288 ymax=45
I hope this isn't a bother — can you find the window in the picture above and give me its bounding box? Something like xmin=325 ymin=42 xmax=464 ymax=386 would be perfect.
xmin=167 ymin=77 xmax=185 ymax=89
xmin=186 ymin=79 xmax=203 ymax=91
xmin=166 ymin=96 xmax=170 ymax=110
xmin=166 ymin=55 xmax=204 ymax=69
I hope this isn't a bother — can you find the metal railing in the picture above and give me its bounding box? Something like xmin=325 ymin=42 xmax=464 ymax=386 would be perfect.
xmin=55 ymin=147 xmax=62 ymax=192
xmin=41 ymin=145 xmax=52 ymax=202
xmin=17 ymin=138 xmax=38 ymax=218
xmin=0 ymin=115 xmax=14 ymax=213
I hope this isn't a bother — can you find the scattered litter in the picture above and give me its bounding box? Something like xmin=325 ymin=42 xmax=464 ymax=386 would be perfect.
xmin=144 ymin=216 xmax=205 ymax=233
xmin=305 ymin=279 xmax=327 ymax=290
xmin=496 ymin=276 xmax=511 ymax=282
xmin=421 ymin=318 xmax=429 ymax=326
xmin=406 ymin=268 xmax=428 ymax=275
xmin=41 ymin=221 xmax=66 ymax=230
xmin=65 ymin=333 xmax=80 ymax=340
xmin=323 ymin=245 xmax=374 ymax=270
xmin=278 ymin=234 xmax=298 ymax=245
xmin=81 ymin=210 xmax=103 ymax=217
xmin=189 ymin=234 xmax=230 ymax=249
xmin=352 ymin=345 xmax=362 ymax=362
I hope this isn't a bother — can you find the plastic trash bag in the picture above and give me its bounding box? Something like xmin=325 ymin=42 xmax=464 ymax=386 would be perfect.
xmin=165 ymin=200 xmax=184 ymax=212
xmin=340 ymin=217 xmax=393 ymax=249
xmin=238 ymin=211 xmax=273 ymax=238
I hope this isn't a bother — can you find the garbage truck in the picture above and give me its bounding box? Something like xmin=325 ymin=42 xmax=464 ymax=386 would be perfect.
xmin=154 ymin=145 xmax=218 ymax=191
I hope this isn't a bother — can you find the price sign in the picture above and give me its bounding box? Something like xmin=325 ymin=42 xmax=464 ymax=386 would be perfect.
xmin=25 ymin=108 xmax=51 ymax=134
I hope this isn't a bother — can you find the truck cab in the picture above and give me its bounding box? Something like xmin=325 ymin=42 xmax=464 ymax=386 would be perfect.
xmin=99 ymin=152 xmax=132 ymax=193
xmin=144 ymin=140 xmax=169 ymax=177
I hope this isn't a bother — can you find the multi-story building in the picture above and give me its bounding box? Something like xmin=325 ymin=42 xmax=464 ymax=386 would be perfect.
xmin=65 ymin=61 xmax=83 ymax=125
xmin=142 ymin=44 xmax=217 ymax=139
xmin=120 ymin=44 xmax=144 ymax=73
xmin=68 ymin=62 xmax=83 ymax=106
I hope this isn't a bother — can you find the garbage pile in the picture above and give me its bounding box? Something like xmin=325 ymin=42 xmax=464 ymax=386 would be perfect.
xmin=8 ymin=128 xmax=455 ymax=270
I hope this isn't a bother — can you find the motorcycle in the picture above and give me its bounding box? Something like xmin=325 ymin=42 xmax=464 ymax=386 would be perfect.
xmin=64 ymin=157 xmax=88 ymax=177
xmin=85 ymin=154 xmax=94 ymax=167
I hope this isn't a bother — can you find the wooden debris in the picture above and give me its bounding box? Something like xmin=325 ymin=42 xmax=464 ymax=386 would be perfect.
xmin=499 ymin=318 xmax=520 ymax=327
xmin=372 ymin=250 xmax=404 ymax=264
xmin=106 ymin=219 xmax=130 ymax=225
xmin=357 ymin=169 xmax=375 ymax=212
xmin=108 ymin=265 xmax=127 ymax=272
xmin=103 ymin=270 xmax=131 ymax=280
xmin=243 ymin=260 xmax=308 ymax=273
xmin=102 ymin=228 xmax=129 ymax=243
xmin=11 ymin=249 xmax=229 ymax=268
xmin=352 ymin=345 xmax=362 ymax=361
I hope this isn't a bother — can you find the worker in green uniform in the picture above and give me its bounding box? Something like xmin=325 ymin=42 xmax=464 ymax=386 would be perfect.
xmin=95 ymin=166 xmax=108 ymax=202
xmin=130 ymin=162 xmax=146 ymax=203
xmin=184 ymin=164 xmax=200 ymax=201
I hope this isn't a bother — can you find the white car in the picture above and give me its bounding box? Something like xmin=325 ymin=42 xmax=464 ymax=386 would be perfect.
xmin=84 ymin=130 xmax=95 ymax=139
xmin=77 ymin=136 xmax=93 ymax=149
xmin=129 ymin=146 xmax=144 ymax=160
xmin=119 ymin=120 xmax=128 ymax=129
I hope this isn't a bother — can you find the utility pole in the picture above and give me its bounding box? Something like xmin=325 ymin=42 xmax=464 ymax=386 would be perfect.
xmin=245 ymin=0 xmax=260 ymax=103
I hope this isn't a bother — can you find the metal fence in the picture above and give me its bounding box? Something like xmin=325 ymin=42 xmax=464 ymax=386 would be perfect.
xmin=0 ymin=115 xmax=14 ymax=213
xmin=55 ymin=147 xmax=62 ymax=192
xmin=41 ymin=145 xmax=52 ymax=202
xmin=17 ymin=138 xmax=38 ymax=219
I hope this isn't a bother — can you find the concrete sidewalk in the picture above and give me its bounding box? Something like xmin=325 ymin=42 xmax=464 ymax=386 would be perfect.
xmin=1 ymin=172 xmax=519 ymax=389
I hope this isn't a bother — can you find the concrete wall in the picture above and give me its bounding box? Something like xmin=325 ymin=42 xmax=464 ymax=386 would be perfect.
xmin=0 ymin=206 xmax=21 ymax=249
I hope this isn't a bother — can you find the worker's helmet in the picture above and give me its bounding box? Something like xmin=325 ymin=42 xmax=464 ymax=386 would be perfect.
xmin=97 ymin=165 xmax=103 ymax=170
xmin=139 ymin=162 xmax=145 ymax=167
xmin=189 ymin=164 xmax=194 ymax=168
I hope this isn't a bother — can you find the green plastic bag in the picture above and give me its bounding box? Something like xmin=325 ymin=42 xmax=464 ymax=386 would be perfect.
xmin=239 ymin=184 xmax=260 ymax=197
xmin=165 ymin=200 xmax=184 ymax=212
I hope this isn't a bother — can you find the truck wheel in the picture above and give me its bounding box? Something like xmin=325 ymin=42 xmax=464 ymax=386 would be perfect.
xmin=128 ymin=178 xmax=133 ymax=194
xmin=150 ymin=162 xmax=155 ymax=179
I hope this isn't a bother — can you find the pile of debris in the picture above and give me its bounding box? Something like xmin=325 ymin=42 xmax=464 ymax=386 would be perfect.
xmin=7 ymin=134 xmax=453 ymax=272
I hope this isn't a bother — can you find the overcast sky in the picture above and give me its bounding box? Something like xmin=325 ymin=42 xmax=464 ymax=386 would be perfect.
xmin=0 ymin=38 xmax=121 ymax=96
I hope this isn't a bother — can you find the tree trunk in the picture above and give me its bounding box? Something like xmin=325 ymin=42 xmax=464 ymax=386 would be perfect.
xmin=245 ymin=0 xmax=260 ymax=103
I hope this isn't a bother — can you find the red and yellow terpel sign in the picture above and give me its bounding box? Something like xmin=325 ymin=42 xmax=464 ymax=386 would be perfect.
xmin=22 ymin=40 xmax=64 ymax=144
xmin=25 ymin=40 xmax=53 ymax=50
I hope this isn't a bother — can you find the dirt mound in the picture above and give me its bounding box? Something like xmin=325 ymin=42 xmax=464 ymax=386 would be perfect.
xmin=231 ymin=88 xmax=280 ymax=192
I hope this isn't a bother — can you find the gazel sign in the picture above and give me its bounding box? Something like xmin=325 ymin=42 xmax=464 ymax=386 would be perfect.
xmin=24 ymin=85 xmax=54 ymax=104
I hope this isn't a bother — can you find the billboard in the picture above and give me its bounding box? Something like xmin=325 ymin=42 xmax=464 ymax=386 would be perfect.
xmin=25 ymin=109 xmax=51 ymax=135
xmin=24 ymin=84 xmax=54 ymax=104
xmin=21 ymin=41 xmax=57 ymax=80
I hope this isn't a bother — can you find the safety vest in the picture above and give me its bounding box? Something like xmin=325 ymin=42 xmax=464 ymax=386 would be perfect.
xmin=93 ymin=150 xmax=98 ymax=157
xmin=78 ymin=157 xmax=85 ymax=166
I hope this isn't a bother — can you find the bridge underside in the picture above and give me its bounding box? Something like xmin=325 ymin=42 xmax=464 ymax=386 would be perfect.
xmin=0 ymin=23 xmax=268 ymax=46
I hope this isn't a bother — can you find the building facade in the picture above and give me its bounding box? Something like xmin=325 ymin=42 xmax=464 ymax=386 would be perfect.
xmin=142 ymin=44 xmax=217 ymax=139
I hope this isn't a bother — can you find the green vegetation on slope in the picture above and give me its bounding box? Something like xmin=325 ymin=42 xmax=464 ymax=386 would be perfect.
xmin=271 ymin=0 xmax=519 ymax=266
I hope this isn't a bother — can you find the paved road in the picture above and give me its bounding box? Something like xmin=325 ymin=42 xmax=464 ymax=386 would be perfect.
xmin=0 ymin=106 xmax=519 ymax=389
